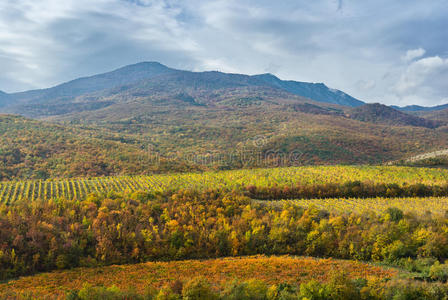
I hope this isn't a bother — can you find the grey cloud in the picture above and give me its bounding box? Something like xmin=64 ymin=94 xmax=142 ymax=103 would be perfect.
xmin=0 ymin=0 xmax=447 ymax=106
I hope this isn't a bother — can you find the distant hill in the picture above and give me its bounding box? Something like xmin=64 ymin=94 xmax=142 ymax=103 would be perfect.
xmin=0 ymin=91 xmax=8 ymax=106
xmin=393 ymin=103 xmax=448 ymax=112
xmin=0 ymin=62 xmax=365 ymax=118
xmin=347 ymin=103 xmax=442 ymax=128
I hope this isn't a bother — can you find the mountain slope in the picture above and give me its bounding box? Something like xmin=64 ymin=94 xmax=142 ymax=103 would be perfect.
xmin=0 ymin=91 xmax=8 ymax=107
xmin=347 ymin=103 xmax=441 ymax=128
xmin=253 ymin=73 xmax=364 ymax=107
xmin=0 ymin=62 xmax=175 ymax=109
xmin=0 ymin=62 xmax=364 ymax=118
xmin=2 ymin=63 xmax=448 ymax=178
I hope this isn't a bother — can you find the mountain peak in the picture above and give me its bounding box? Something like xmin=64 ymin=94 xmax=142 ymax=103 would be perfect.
xmin=111 ymin=61 xmax=173 ymax=74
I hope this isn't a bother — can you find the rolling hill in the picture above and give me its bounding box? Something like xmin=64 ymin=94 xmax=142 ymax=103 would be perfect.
xmin=347 ymin=103 xmax=442 ymax=128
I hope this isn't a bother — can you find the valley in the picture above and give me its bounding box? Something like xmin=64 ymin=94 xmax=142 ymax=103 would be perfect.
xmin=2 ymin=63 xmax=448 ymax=299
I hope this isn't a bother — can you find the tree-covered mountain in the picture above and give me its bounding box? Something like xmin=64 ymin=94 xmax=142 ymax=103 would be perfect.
xmin=0 ymin=62 xmax=365 ymax=118
xmin=1 ymin=63 xmax=448 ymax=180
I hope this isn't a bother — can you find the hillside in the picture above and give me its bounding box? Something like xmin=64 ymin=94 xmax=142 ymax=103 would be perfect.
xmin=1 ymin=63 xmax=448 ymax=174
xmin=0 ymin=114 xmax=197 ymax=180
xmin=347 ymin=103 xmax=441 ymax=128
xmin=0 ymin=256 xmax=397 ymax=299
xmin=417 ymin=107 xmax=448 ymax=123
xmin=253 ymin=73 xmax=364 ymax=106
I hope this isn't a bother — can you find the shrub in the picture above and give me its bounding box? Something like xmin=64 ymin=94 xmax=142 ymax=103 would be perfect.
xmin=182 ymin=277 xmax=218 ymax=300
xmin=385 ymin=207 xmax=404 ymax=222
xmin=221 ymin=279 xmax=268 ymax=300
xmin=298 ymin=280 xmax=330 ymax=300
xmin=429 ymin=262 xmax=448 ymax=282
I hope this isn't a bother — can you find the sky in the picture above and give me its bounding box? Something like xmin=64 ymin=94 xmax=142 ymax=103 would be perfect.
xmin=0 ymin=0 xmax=447 ymax=106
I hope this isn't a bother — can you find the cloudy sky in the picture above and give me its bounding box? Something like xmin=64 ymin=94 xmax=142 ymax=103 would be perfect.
xmin=0 ymin=0 xmax=447 ymax=106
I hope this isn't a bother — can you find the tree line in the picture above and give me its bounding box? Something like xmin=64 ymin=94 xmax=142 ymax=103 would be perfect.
xmin=245 ymin=181 xmax=448 ymax=199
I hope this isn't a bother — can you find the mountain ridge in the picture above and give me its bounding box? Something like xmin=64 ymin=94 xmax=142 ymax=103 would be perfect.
xmin=253 ymin=73 xmax=364 ymax=107
xmin=392 ymin=103 xmax=448 ymax=112
xmin=0 ymin=62 xmax=175 ymax=108
xmin=0 ymin=62 xmax=365 ymax=116
xmin=2 ymin=62 xmax=448 ymax=116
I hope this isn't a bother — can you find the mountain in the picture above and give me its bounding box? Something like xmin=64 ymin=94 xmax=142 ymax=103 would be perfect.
xmin=0 ymin=62 xmax=364 ymax=117
xmin=392 ymin=103 xmax=448 ymax=112
xmin=0 ymin=62 xmax=175 ymax=109
xmin=253 ymin=73 xmax=364 ymax=107
xmin=347 ymin=103 xmax=441 ymax=128
xmin=0 ymin=91 xmax=8 ymax=106
xmin=2 ymin=62 xmax=448 ymax=179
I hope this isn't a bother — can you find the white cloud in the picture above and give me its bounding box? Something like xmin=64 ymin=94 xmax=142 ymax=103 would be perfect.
xmin=393 ymin=56 xmax=448 ymax=105
xmin=402 ymin=48 xmax=426 ymax=62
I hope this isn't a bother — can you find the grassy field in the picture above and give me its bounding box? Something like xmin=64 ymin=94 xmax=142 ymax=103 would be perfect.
xmin=0 ymin=256 xmax=398 ymax=299
xmin=260 ymin=196 xmax=448 ymax=216
xmin=2 ymin=165 xmax=448 ymax=203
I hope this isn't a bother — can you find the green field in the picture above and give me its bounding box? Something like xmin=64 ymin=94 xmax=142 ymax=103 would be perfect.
xmin=1 ymin=165 xmax=448 ymax=203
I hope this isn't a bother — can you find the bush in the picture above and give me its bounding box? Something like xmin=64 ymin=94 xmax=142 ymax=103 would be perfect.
xmin=69 ymin=284 xmax=142 ymax=300
xmin=182 ymin=277 xmax=218 ymax=300
xmin=385 ymin=207 xmax=404 ymax=222
xmin=221 ymin=279 xmax=268 ymax=300
xmin=429 ymin=262 xmax=448 ymax=282
xmin=266 ymin=283 xmax=297 ymax=300
xmin=155 ymin=286 xmax=180 ymax=300
xmin=298 ymin=280 xmax=330 ymax=300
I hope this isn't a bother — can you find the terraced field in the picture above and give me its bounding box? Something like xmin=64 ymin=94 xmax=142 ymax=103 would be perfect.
xmin=1 ymin=165 xmax=448 ymax=203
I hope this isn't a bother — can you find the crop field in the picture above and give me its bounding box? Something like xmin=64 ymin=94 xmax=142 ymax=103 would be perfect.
xmin=263 ymin=196 xmax=448 ymax=216
xmin=1 ymin=165 xmax=448 ymax=203
xmin=0 ymin=256 xmax=398 ymax=299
